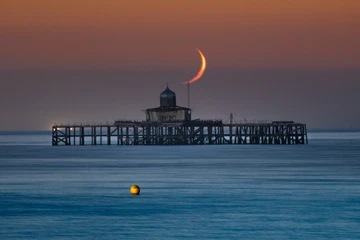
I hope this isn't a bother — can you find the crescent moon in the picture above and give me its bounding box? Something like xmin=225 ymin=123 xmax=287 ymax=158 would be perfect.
xmin=183 ymin=48 xmax=206 ymax=84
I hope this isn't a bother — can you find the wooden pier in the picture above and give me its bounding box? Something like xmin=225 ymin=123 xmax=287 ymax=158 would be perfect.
xmin=52 ymin=120 xmax=308 ymax=146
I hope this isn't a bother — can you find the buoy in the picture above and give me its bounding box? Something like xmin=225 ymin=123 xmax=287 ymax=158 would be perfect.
xmin=130 ymin=185 xmax=140 ymax=195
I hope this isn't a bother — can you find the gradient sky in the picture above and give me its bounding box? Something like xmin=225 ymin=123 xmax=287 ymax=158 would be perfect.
xmin=0 ymin=0 xmax=359 ymax=130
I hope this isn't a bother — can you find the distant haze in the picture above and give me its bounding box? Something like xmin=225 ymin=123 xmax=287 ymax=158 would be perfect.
xmin=0 ymin=1 xmax=359 ymax=130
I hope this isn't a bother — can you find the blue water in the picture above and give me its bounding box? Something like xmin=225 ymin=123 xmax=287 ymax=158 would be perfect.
xmin=0 ymin=131 xmax=359 ymax=239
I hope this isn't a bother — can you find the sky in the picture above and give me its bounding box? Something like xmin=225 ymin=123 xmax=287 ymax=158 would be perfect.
xmin=0 ymin=0 xmax=359 ymax=130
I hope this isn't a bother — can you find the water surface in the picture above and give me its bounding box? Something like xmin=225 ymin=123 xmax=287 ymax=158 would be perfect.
xmin=0 ymin=131 xmax=359 ymax=239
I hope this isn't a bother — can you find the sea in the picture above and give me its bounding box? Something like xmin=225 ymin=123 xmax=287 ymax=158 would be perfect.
xmin=0 ymin=130 xmax=359 ymax=239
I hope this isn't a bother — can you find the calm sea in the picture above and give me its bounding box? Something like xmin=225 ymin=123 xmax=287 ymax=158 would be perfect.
xmin=0 ymin=131 xmax=359 ymax=239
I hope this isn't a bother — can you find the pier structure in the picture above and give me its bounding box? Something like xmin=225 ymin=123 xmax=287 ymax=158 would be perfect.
xmin=52 ymin=120 xmax=307 ymax=146
xmin=52 ymin=86 xmax=308 ymax=146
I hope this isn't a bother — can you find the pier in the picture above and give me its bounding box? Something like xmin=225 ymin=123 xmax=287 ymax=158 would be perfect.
xmin=52 ymin=120 xmax=308 ymax=146
xmin=52 ymin=86 xmax=308 ymax=146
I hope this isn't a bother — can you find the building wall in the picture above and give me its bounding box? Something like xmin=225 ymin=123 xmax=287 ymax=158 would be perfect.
xmin=146 ymin=109 xmax=191 ymax=122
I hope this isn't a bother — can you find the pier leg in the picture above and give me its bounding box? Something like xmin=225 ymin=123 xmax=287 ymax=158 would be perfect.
xmin=107 ymin=127 xmax=111 ymax=145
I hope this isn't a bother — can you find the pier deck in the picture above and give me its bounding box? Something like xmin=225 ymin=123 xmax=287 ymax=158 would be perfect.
xmin=52 ymin=120 xmax=308 ymax=146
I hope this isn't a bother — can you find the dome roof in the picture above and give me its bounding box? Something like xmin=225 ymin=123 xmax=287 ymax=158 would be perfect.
xmin=160 ymin=87 xmax=176 ymax=98
xmin=160 ymin=86 xmax=176 ymax=107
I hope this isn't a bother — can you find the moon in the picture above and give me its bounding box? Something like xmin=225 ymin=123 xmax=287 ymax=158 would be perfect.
xmin=183 ymin=48 xmax=206 ymax=84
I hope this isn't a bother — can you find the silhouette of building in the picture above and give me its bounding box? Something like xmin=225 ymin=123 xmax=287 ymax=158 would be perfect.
xmin=145 ymin=86 xmax=191 ymax=122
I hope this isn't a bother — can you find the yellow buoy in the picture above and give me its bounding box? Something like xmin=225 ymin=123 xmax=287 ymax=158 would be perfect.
xmin=130 ymin=185 xmax=140 ymax=195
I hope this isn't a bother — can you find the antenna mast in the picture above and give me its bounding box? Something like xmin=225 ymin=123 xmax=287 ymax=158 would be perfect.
xmin=187 ymin=82 xmax=190 ymax=108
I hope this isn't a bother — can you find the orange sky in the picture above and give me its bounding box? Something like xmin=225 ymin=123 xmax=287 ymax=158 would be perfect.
xmin=1 ymin=0 xmax=359 ymax=69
